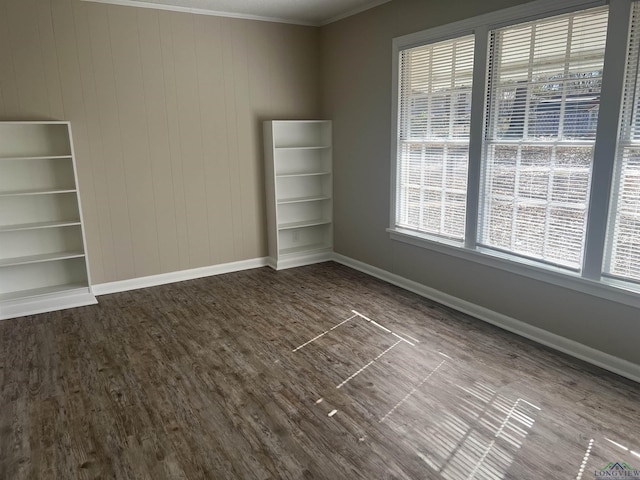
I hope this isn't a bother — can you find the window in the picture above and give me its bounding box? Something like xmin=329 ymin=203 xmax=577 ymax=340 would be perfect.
xmin=480 ymin=7 xmax=609 ymax=269
xmin=605 ymin=1 xmax=640 ymax=283
xmin=396 ymin=36 xmax=475 ymax=240
xmin=391 ymin=0 xmax=640 ymax=301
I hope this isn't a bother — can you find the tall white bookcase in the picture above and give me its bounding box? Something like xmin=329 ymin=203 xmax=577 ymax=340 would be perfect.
xmin=0 ymin=121 xmax=96 ymax=320
xmin=264 ymin=120 xmax=333 ymax=270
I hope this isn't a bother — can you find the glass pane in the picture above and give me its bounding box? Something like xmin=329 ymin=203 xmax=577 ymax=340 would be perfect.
xmin=605 ymin=3 xmax=640 ymax=282
xmin=607 ymin=148 xmax=640 ymax=280
xmin=482 ymin=6 xmax=607 ymax=268
xmin=397 ymin=35 xmax=474 ymax=240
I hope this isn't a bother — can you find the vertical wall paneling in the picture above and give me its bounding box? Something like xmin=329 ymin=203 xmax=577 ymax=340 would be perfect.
xmin=108 ymin=6 xmax=161 ymax=278
xmin=195 ymin=15 xmax=232 ymax=264
xmin=247 ymin=23 xmax=278 ymax=258
xmin=136 ymin=9 xmax=180 ymax=275
xmin=0 ymin=0 xmax=321 ymax=284
xmin=271 ymin=30 xmax=294 ymax=117
xmin=36 ymin=1 xmax=65 ymax=120
xmin=86 ymin=4 xmax=136 ymax=280
xmin=0 ymin=1 xmax=20 ymax=116
xmin=72 ymin=0 xmax=111 ymax=283
xmin=157 ymin=10 xmax=191 ymax=271
xmin=220 ymin=20 xmax=244 ymax=260
xmin=5 ymin=0 xmax=49 ymax=118
xmin=171 ymin=12 xmax=210 ymax=269
xmin=232 ymin=22 xmax=257 ymax=259
xmin=52 ymin=0 xmax=104 ymax=285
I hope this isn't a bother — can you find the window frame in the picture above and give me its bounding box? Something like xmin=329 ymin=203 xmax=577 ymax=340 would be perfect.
xmin=602 ymin=0 xmax=640 ymax=284
xmin=395 ymin=34 xmax=476 ymax=241
xmin=389 ymin=0 xmax=640 ymax=309
xmin=480 ymin=6 xmax=610 ymax=271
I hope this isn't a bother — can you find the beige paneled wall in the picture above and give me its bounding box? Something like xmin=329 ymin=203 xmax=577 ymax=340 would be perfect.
xmin=0 ymin=0 xmax=320 ymax=284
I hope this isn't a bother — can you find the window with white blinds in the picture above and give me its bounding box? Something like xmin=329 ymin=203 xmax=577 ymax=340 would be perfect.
xmin=480 ymin=7 xmax=609 ymax=269
xmin=605 ymin=1 xmax=640 ymax=283
xmin=396 ymin=36 xmax=475 ymax=240
xmin=390 ymin=0 xmax=640 ymax=300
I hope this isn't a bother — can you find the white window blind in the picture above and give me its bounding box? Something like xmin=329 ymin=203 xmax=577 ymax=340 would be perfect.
xmin=605 ymin=1 xmax=640 ymax=283
xmin=396 ymin=36 xmax=475 ymax=240
xmin=480 ymin=7 xmax=609 ymax=269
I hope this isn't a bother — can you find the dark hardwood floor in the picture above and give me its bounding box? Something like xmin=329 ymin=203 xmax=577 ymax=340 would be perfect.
xmin=1 ymin=262 xmax=639 ymax=479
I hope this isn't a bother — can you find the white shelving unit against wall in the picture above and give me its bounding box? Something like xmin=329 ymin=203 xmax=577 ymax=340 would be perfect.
xmin=0 ymin=121 xmax=97 ymax=320
xmin=264 ymin=120 xmax=333 ymax=269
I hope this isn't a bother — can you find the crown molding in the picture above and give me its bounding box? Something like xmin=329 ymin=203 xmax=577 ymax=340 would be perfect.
xmin=81 ymin=0 xmax=394 ymax=26
xmin=80 ymin=0 xmax=317 ymax=26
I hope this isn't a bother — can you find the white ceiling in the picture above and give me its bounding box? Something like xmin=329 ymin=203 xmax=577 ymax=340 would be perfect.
xmin=81 ymin=0 xmax=393 ymax=25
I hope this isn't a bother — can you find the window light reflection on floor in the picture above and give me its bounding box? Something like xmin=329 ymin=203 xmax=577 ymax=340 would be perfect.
xmin=409 ymin=382 xmax=540 ymax=480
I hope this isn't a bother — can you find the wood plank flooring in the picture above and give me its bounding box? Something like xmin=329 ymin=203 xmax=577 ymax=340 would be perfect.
xmin=1 ymin=262 xmax=639 ymax=479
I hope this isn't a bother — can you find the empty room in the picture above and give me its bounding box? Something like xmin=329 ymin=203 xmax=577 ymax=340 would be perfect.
xmin=1 ymin=0 xmax=640 ymax=478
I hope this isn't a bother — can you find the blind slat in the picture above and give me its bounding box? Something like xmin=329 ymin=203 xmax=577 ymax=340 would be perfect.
xmin=397 ymin=35 xmax=475 ymax=240
xmin=480 ymin=6 xmax=608 ymax=269
xmin=606 ymin=1 xmax=640 ymax=283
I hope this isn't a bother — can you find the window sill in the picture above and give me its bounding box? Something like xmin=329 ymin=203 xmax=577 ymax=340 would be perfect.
xmin=387 ymin=227 xmax=640 ymax=309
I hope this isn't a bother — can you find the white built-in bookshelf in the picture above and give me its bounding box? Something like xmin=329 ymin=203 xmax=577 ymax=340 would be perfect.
xmin=0 ymin=121 xmax=96 ymax=320
xmin=264 ymin=120 xmax=333 ymax=269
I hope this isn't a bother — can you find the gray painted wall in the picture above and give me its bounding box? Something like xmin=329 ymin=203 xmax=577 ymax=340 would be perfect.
xmin=320 ymin=0 xmax=640 ymax=366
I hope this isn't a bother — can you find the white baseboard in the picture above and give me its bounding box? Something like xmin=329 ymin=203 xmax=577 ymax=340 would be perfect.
xmin=0 ymin=289 xmax=97 ymax=321
xmin=332 ymin=253 xmax=640 ymax=384
xmin=89 ymin=251 xmax=640 ymax=383
xmin=93 ymin=257 xmax=269 ymax=295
